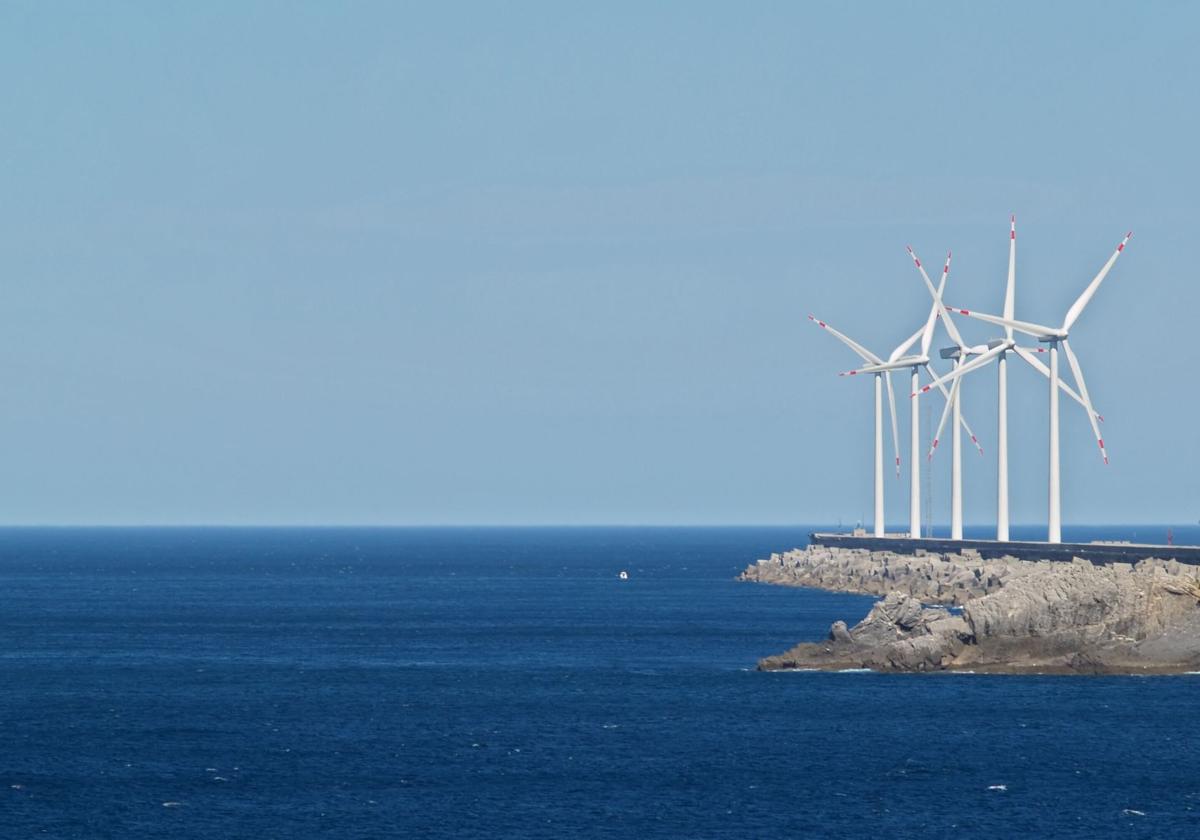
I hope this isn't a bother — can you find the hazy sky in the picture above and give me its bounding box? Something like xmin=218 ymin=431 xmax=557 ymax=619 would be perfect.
xmin=0 ymin=2 xmax=1195 ymax=525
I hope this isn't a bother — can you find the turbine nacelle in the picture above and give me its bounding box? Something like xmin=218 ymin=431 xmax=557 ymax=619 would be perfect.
xmin=857 ymin=355 xmax=928 ymax=374
xmin=940 ymin=341 xmax=1001 ymax=360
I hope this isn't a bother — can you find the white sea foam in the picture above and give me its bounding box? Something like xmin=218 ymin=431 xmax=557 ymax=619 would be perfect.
xmin=770 ymin=667 xmax=872 ymax=674
xmin=987 ymin=784 xmax=1007 ymax=791
xmin=1122 ymin=809 xmax=1146 ymax=816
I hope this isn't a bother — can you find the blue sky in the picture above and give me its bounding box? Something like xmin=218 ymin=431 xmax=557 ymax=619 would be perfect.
xmin=0 ymin=1 xmax=1194 ymax=525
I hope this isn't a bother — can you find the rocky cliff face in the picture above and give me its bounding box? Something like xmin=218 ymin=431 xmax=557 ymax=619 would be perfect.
xmin=744 ymin=546 xmax=1200 ymax=674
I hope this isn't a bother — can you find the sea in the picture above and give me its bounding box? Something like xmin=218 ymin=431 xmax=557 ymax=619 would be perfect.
xmin=2 ymin=525 xmax=1199 ymax=839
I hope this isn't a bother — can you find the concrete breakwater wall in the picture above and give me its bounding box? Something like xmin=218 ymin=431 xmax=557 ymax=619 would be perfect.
xmin=742 ymin=545 xmax=1200 ymax=674
xmin=808 ymin=532 xmax=1200 ymax=565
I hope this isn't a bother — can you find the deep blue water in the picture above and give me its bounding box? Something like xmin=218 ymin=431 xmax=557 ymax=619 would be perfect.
xmin=1 ymin=526 xmax=1199 ymax=838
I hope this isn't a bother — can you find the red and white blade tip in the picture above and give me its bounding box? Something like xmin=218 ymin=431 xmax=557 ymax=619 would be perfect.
xmin=1117 ymin=231 xmax=1133 ymax=252
xmin=809 ymin=315 xmax=827 ymax=328
xmin=906 ymin=246 xmax=921 ymax=268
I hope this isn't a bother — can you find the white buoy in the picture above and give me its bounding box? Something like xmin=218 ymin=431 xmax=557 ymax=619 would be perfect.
xmin=618 ymin=570 xmax=629 ymax=580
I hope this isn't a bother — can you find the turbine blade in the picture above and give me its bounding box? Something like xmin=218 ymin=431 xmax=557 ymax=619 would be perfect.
xmin=1012 ymin=345 xmax=1104 ymax=423
xmin=859 ymin=358 xmax=926 ymax=374
xmin=808 ymin=315 xmax=884 ymax=364
xmin=1060 ymin=339 xmax=1108 ymax=464
xmin=912 ymin=344 xmax=1007 ymax=397
xmin=902 ymin=244 xmax=969 ymax=350
xmin=888 ymin=325 xmax=926 ymax=362
xmin=927 ymin=373 xmax=959 ymax=460
xmin=947 ymin=308 xmax=1058 ymax=340
xmin=905 ymin=247 xmax=941 ymax=358
xmin=885 ymin=371 xmax=901 ymax=477
xmin=921 ymin=364 xmax=984 ymax=454
xmin=1062 ymin=231 xmax=1133 ymax=332
xmin=957 ymin=411 xmax=984 ymax=455
xmin=907 ymin=246 xmax=967 ymax=354
xmin=1004 ymin=214 xmax=1016 ymax=339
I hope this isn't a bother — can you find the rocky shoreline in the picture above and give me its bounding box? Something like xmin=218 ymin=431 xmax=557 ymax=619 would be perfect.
xmin=741 ymin=545 xmax=1200 ymax=675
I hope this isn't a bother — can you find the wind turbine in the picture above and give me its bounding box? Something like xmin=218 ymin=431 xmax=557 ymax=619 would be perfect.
xmin=903 ymin=247 xmax=994 ymax=540
xmin=920 ymin=229 xmax=1132 ymax=543
xmin=838 ymin=251 xmax=985 ymax=538
xmin=807 ymin=315 xmax=907 ymax=537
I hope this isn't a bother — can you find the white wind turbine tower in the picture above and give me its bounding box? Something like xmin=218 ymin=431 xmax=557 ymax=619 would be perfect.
xmin=836 ymin=252 xmax=984 ymax=538
xmin=998 ymin=215 xmax=1018 ymax=540
xmin=921 ymin=229 xmax=1132 ymax=543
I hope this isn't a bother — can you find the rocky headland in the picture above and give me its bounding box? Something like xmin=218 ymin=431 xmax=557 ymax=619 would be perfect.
xmin=741 ymin=545 xmax=1200 ymax=674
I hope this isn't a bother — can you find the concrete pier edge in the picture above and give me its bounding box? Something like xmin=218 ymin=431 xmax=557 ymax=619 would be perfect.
xmin=809 ymin=532 xmax=1200 ymax=565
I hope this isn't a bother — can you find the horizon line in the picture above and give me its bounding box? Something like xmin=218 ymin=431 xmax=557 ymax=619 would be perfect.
xmin=0 ymin=522 xmax=1187 ymax=529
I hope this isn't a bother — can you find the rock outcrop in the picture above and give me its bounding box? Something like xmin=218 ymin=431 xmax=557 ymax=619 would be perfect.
xmin=744 ymin=545 xmax=1200 ymax=674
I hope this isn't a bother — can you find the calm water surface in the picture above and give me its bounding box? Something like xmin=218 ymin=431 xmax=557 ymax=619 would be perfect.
xmin=1 ymin=526 xmax=1198 ymax=838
